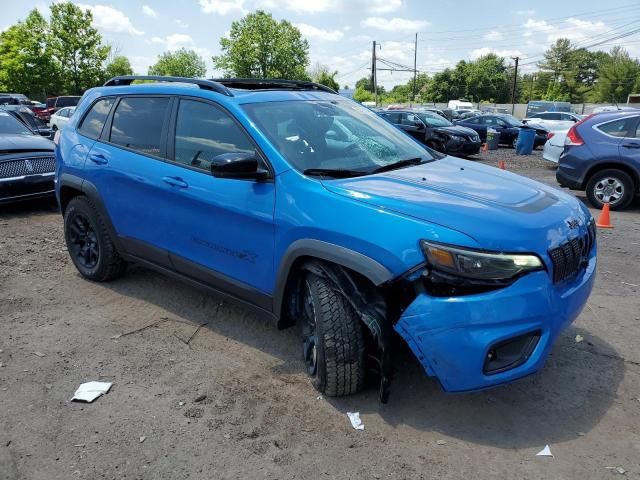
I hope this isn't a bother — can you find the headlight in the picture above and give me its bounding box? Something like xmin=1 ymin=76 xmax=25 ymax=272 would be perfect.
xmin=449 ymin=135 xmax=465 ymax=142
xmin=420 ymin=241 xmax=543 ymax=281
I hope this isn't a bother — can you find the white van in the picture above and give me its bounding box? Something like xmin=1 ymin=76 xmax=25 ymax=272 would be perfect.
xmin=448 ymin=99 xmax=473 ymax=110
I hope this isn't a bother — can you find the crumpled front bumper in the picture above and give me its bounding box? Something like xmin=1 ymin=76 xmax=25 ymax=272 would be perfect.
xmin=394 ymin=253 xmax=596 ymax=392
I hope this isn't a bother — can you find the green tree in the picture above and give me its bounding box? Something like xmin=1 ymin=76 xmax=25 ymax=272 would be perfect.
xmin=353 ymin=85 xmax=374 ymax=102
xmin=0 ymin=9 xmax=60 ymax=98
xmin=49 ymin=2 xmax=109 ymax=94
xmin=213 ymin=10 xmax=309 ymax=79
xmin=308 ymin=63 xmax=339 ymax=91
xmin=148 ymin=49 xmax=207 ymax=77
xmin=464 ymin=54 xmax=510 ymax=102
xmin=591 ymin=46 xmax=640 ymax=103
xmin=104 ymin=55 xmax=134 ymax=79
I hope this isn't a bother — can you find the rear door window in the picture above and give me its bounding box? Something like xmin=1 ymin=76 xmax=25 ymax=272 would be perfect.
xmin=110 ymin=97 xmax=170 ymax=156
xmin=380 ymin=112 xmax=401 ymax=124
xmin=79 ymin=98 xmax=115 ymax=139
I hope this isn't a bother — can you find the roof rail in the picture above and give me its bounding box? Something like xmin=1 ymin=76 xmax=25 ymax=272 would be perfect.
xmin=211 ymin=78 xmax=337 ymax=94
xmin=103 ymin=76 xmax=233 ymax=96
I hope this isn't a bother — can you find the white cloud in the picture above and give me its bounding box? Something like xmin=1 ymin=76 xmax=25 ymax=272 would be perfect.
xmin=522 ymin=17 xmax=608 ymax=44
xmin=470 ymin=47 xmax=523 ymax=60
xmin=369 ymin=0 xmax=402 ymax=13
xmin=484 ymin=31 xmax=503 ymax=41
xmin=175 ymin=19 xmax=189 ymax=29
xmin=78 ymin=4 xmax=143 ymax=36
xmin=516 ymin=9 xmax=536 ymax=15
xmin=142 ymin=5 xmax=157 ymax=18
xmin=165 ymin=33 xmax=196 ymax=51
xmin=199 ymin=0 xmax=246 ymax=15
xmin=260 ymin=0 xmax=334 ymax=14
xmin=362 ymin=17 xmax=429 ymax=32
xmin=295 ymin=23 xmax=344 ymax=42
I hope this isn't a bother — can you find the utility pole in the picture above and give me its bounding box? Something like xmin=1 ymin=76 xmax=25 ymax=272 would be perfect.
xmin=511 ymin=56 xmax=519 ymax=115
xmin=371 ymin=41 xmax=378 ymax=106
xmin=411 ymin=32 xmax=418 ymax=106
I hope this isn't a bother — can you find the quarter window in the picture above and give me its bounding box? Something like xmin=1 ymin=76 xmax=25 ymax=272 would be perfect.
xmin=79 ymin=98 xmax=115 ymax=139
xmin=173 ymin=99 xmax=255 ymax=172
xmin=110 ymin=97 xmax=170 ymax=156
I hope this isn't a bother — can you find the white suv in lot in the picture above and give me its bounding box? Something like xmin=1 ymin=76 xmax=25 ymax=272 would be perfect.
xmin=524 ymin=111 xmax=582 ymax=131
xmin=49 ymin=106 xmax=76 ymax=131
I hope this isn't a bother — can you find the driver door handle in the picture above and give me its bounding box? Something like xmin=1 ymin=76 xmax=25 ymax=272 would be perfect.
xmin=88 ymin=153 xmax=108 ymax=165
xmin=162 ymin=176 xmax=189 ymax=188
xmin=622 ymin=143 xmax=640 ymax=149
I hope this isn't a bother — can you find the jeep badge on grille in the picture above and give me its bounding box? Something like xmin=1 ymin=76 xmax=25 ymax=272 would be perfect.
xmin=566 ymin=218 xmax=580 ymax=230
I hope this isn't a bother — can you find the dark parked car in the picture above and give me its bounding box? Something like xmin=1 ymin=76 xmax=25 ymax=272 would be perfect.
xmin=455 ymin=114 xmax=549 ymax=148
xmin=37 ymin=95 xmax=81 ymax=122
xmin=0 ymin=110 xmax=55 ymax=204
xmin=439 ymin=108 xmax=461 ymax=121
xmin=1 ymin=105 xmax=53 ymax=138
xmin=378 ymin=110 xmax=481 ymax=155
xmin=557 ymin=111 xmax=640 ymax=210
xmin=0 ymin=93 xmax=30 ymax=106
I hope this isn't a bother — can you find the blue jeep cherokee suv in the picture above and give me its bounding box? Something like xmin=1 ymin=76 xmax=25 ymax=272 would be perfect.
xmin=55 ymin=76 xmax=596 ymax=401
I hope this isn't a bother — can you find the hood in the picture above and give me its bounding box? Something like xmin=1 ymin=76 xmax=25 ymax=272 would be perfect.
xmin=432 ymin=125 xmax=478 ymax=137
xmin=0 ymin=134 xmax=54 ymax=155
xmin=322 ymin=157 xmax=590 ymax=253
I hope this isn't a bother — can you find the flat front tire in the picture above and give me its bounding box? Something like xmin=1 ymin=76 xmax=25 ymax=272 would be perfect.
xmin=299 ymin=273 xmax=365 ymax=397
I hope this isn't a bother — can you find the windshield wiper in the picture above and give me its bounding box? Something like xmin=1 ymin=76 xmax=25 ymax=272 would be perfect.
xmin=303 ymin=168 xmax=368 ymax=178
xmin=371 ymin=157 xmax=428 ymax=174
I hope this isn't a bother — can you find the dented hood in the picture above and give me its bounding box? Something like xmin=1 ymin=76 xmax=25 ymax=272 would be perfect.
xmin=322 ymin=157 xmax=589 ymax=252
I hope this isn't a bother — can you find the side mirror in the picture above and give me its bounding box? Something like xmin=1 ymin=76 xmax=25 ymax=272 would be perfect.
xmin=210 ymin=152 xmax=270 ymax=180
xmin=414 ymin=121 xmax=424 ymax=130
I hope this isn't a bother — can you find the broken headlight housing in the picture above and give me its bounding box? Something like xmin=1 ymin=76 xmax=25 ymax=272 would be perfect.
xmin=420 ymin=240 xmax=544 ymax=282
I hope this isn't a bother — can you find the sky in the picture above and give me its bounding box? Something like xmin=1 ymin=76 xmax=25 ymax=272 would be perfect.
xmin=3 ymin=0 xmax=640 ymax=89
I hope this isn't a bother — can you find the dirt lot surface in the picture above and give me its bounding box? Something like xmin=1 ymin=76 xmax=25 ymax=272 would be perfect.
xmin=1 ymin=149 xmax=640 ymax=480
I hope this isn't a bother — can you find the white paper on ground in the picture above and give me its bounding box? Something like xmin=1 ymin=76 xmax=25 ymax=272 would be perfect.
xmin=71 ymin=381 xmax=112 ymax=402
xmin=536 ymin=445 xmax=553 ymax=457
xmin=347 ymin=412 xmax=364 ymax=431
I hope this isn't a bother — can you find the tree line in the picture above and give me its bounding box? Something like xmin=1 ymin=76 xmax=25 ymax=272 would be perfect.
xmin=354 ymin=39 xmax=640 ymax=105
xmin=1 ymin=5 xmax=638 ymax=104
xmin=0 ymin=7 xmax=338 ymax=100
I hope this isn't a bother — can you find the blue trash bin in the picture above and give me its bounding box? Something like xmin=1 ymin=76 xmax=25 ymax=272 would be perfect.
xmin=515 ymin=127 xmax=535 ymax=155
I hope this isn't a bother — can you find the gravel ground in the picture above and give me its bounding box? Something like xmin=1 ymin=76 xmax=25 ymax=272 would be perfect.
xmin=1 ymin=148 xmax=640 ymax=480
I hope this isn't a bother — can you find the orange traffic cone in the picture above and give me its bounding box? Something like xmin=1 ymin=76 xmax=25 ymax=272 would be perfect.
xmin=498 ymin=160 xmax=505 ymax=170
xmin=596 ymin=202 xmax=613 ymax=228
xmin=482 ymin=142 xmax=489 ymax=152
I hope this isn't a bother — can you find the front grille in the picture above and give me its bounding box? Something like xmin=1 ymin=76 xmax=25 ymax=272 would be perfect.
xmin=549 ymin=223 xmax=596 ymax=284
xmin=0 ymin=156 xmax=55 ymax=179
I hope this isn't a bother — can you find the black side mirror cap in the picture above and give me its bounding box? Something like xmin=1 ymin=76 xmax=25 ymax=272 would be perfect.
xmin=210 ymin=152 xmax=270 ymax=180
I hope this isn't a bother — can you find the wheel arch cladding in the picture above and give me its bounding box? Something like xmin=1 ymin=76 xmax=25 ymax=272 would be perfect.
xmin=273 ymin=239 xmax=394 ymax=321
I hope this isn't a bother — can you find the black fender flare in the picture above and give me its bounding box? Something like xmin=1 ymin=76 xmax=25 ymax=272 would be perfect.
xmin=272 ymin=239 xmax=393 ymax=319
xmin=59 ymin=175 xmax=124 ymax=253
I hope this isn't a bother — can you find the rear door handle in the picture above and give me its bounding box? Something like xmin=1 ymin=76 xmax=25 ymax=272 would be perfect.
xmin=622 ymin=143 xmax=640 ymax=149
xmin=88 ymin=153 xmax=108 ymax=165
xmin=162 ymin=176 xmax=189 ymax=188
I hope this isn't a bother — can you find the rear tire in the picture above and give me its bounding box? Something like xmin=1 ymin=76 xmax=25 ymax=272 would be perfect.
xmin=299 ymin=272 xmax=365 ymax=397
xmin=585 ymin=169 xmax=634 ymax=210
xmin=64 ymin=196 xmax=127 ymax=281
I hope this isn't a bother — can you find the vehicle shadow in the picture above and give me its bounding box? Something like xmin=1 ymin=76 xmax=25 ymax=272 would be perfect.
xmin=0 ymin=197 xmax=59 ymax=218
xmin=99 ymin=264 xmax=624 ymax=450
